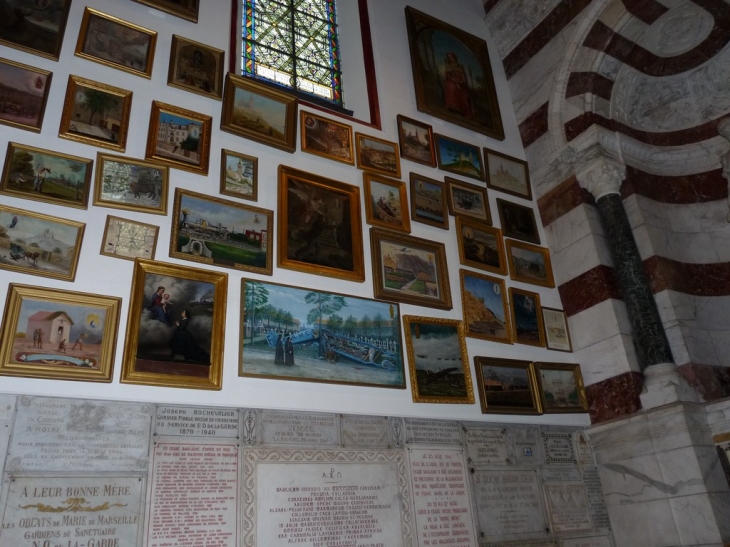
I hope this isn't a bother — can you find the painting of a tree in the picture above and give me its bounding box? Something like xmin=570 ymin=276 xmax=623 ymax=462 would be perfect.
xmin=245 ymin=281 xmax=269 ymax=343
xmin=305 ymin=291 xmax=346 ymax=356
xmin=81 ymin=88 xmax=119 ymax=125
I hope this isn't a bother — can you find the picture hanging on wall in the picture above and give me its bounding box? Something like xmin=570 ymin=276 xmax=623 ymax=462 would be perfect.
xmin=484 ymin=147 xmax=532 ymax=200
xmin=355 ymin=133 xmax=401 ymax=178
xmin=435 ymin=134 xmax=485 ymax=181
xmin=168 ymin=35 xmax=224 ymax=99
xmin=542 ymin=307 xmax=573 ymax=352
xmin=473 ymin=356 xmax=541 ymax=414
xmin=100 ymin=215 xmax=159 ymax=262
xmin=404 ymin=6 xmax=504 ymax=140
xmin=0 ymin=0 xmax=72 ymax=60
xmin=409 ymin=173 xmax=448 ymax=229
xmin=497 ymin=198 xmax=541 ymax=245
xmin=121 ymin=258 xmax=227 ymax=390
xmin=0 ymin=58 xmax=52 ymax=133
xmin=220 ymin=149 xmax=258 ymax=201
xmin=506 ymin=239 xmax=554 ymax=288
xmin=0 ymin=284 xmax=121 ymax=383
xmin=240 ymin=278 xmax=407 ymax=389
xmin=534 ymin=362 xmax=588 ymax=413
xmin=397 ymin=115 xmax=435 ymax=167
xmin=455 ymin=217 xmax=506 ymax=275
xmin=509 ymin=287 xmax=545 ymax=347
xmin=445 ymin=177 xmax=491 ymax=223
xmin=460 ymin=269 xmax=511 ymax=344
xmin=363 ymin=173 xmax=411 ymax=233
xmin=300 ymin=110 xmax=354 ymax=165
xmin=133 ymin=0 xmax=200 ymax=23
xmin=93 ymin=153 xmax=169 ymax=215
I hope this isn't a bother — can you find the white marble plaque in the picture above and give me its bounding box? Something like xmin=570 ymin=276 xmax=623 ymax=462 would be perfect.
xmin=146 ymin=442 xmax=238 ymax=546
xmin=573 ymin=432 xmax=593 ymax=465
xmin=561 ymin=536 xmax=612 ymax=547
xmin=405 ymin=419 xmax=461 ymax=445
xmin=581 ymin=466 xmax=610 ymax=530
xmin=342 ymin=414 xmax=390 ymax=447
xmin=542 ymin=433 xmax=576 ymax=465
xmin=409 ymin=447 xmax=477 ymax=547
xmin=7 ymin=396 xmax=152 ymax=472
xmin=473 ymin=469 xmax=546 ymax=540
xmin=260 ymin=410 xmax=340 ymax=445
xmin=486 ymin=541 xmax=557 ymax=547
xmin=541 ymin=467 xmax=581 ymax=482
xmin=248 ymin=449 xmax=409 ymax=547
xmin=511 ymin=428 xmax=542 ymax=465
xmin=0 ymin=394 xmax=15 ymax=421
xmin=155 ymin=405 xmax=239 ymax=438
xmin=544 ymin=484 xmax=593 ymax=533
xmin=0 ymin=475 xmax=144 ymax=546
xmin=465 ymin=428 xmax=510 ymax=465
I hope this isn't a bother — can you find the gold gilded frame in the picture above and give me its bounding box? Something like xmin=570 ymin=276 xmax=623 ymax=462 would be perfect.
xmin=534 ymin=362 xmax=588 ymax=413
xmin=455 ymin=217 xmax=506 ymax=275
xmin=0 ymin=58 xmax=53 ymax=133
xmin=446 ymin=177 xmax=491 ymax=223
xmin=460 ymin=269 xmax=512 ymax=344
xmin=409 ymin=173 xmax=448 ymax=229
xmin=506 ymin=239 xmax=555 ymax=288
xmin=300 ymin=110 xmax=354 ymax=164
xmin=133 ymin=0 xmax=200 ymax=23
xmin=473 ymin=357 xmax=541 ymax=414
xmin=220 ymin=149 xmax=258 ymax=201
xmin=167 ymin=35 xmax=225 ymax=99
xmin=355 ymin=132 xmax=401 ymax=178
xmin=93 ymin=152 xmax=169 ymax=215
xmin=100 ymin=215 xmax=159 ymax=262
xmin=363 ymin=172 xmax=411 ymax=233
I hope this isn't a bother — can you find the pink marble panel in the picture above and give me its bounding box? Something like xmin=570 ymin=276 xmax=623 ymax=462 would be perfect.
xmin=586 ymin=371 xmax=644 ymax=424
xmin=519 ymin=101 xmax=549 ymax=147
xmin=679 ymin=363 xmax=730 ymax=402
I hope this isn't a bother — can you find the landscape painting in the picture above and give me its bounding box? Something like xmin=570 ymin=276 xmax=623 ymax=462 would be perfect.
xmin=0 ymin=58 xmax=52 ymax=132
xmin=456 ymin=217 xmax=505 ymax=274
xmin=397 ymin=115 xmax=435 ymax=166
xmin=220 ymin=149 xmax=257 ymax=201
xmin=509 ymin=288 xmax=545 ymax=347
xmin=94 ymin=153 xmax=168 ymax=215
xmin=0 ymin=0 xmax=72 ymax=60
xmin=409 ymin=173 xmax=447 ymax=229
xmin=240 ymin=279 xmax=406 ymax=388
xmin=473 ymin=357 xmax=540 ymax=414
xmin=535 ymin=363 xmax=588 ymax=413
xmin=356 ymin=133 xmax=401 ymax=178
xmin=460 ymin=269 xmax=511 ymax=344
xmin=435 ymin=134 xmax=484 ymax=181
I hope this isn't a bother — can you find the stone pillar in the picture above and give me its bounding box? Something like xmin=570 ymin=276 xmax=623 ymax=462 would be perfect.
xmin=718 ymin=118 xmax=730 ymax=223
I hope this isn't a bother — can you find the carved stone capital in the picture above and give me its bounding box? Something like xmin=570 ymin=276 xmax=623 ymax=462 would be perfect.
xmin=576 ymin=158 xmax=626 ymax=200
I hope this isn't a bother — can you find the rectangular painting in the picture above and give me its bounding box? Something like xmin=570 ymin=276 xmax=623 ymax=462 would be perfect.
xmin=497 ymin=198 xmax=540 ymax=244
xmin=485 ymin=147 xmax=532 ymax=200
xmin=146 ymin=101 xmax=212 ymax=175
xmin=0 ymin=58 xmax=52 ymax=133
xmin=93 ymin=152 xmax=169 ymax=215
xmin=100 ymin=215 xmax=159 ymax=262
xmin=0 ymin=284 xmax=121 ymax=382
xmin=409 ymin=173 xmax=448 ymax=229
xmin=121 ymin=259 xmax=227 ymax=390
xmin=0 ymin=0 xmax=72 ymax=60
xmin=509 ymin=287 xmax=545 ymax=347
xmin=171 ymin=188 xmax=273 ymax=275
xmin=301 ymin=110 xmax=354 ymax=164
xmin=397 ymin=115 xmax=435 ymax=166
xmin=542 ymin=307 xmax=572 ymax=352
xmin=402 ymin=315 xmax=474 ymax=404
xmin=363 ymin=172 xmax=410 ymax=233
xmin=506 ymin=239 xmax=554 ymax=287
xmin=446 ymin=177 xmax=491 ymax=223
xmin=535 ymin=362 xmax=588 ymax=413
xmin=356 ymin=133 xmax=401 ymax=178
xmin=473 ymin=357 xmax=540 ymax=414
xmin=220 ymin=149 xmax=258 ymax=201
xmin=460 ymin=269 xmax=511 ymax=344
xmin=456 ymin=217 xmax=506 ymax=275
xmin=240 ymin=279 xmax=406 ymax=389
xmin=168 ymin=35 xmax=224 ymax=99
xmin=133 ymin=0 xmax=199 ymax=22
xmin=435 ymin=134 xmax=484 ymax=181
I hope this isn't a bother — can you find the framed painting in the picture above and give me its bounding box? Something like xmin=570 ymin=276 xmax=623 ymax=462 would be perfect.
xmin=484 ymin=147 xmax=532 ymax=200
xmin=446 ymin=177 xmax=491 ymax=223
xmin=221 ymin=73 xmax=298 ymax=153
xmin=121 ymin=258 xmax=227 ymax=390
xmin=1 ymin=142 xmax=93 ymax=209
xmin=402 ymin=315 xmax=474 ymax=404
xmin=300 ymin=110 xmax=354 ymax=164
xmin=397 ymin=115 xmax=435 ymax=167
xmin=220 ymin=149 xmax=258 ymax=201
xmin=460 ymin=269 xmax=511 ymax=344
xmin=363 ymin=173 xmax=410 ymax=233
xmin=133 ymin=0 xmax=200 ymax=23
xmin=542 ymin=307 xmax=573 ymax=352
xmin=75 ymin=8 xmax=157 ymax=78
xmin=145 ymin=101 xmax=212 ymax=175
xmin=456 ymin=217 xmax=506 ymax=275
xmin=0 ymin=204 xmax=84 ymax=282
xmin=168 ymin=35 xmax=224 ymax=99
xmin=473 ymin=357 xmax=541 ymax=414
xmin=534 ymin=362 xmax=588 ymax=413
xmin=100 ymin=215 xmax=159 ymax=262
xmin=435 ymin=134 xmax=484 ymax=181
xmin=0 ymin=0 xmax=72 ymax=60
xmin=404 ymin=6 xmax=504 ymax=140
xmin=0 ymin=284 xmax=121 ymax=383
xmin=509 ymin=287 xmax=545 ymax=347
xmin=59 ymin=75 xmax=132 ymax=152
xmin=93 ymin=153 xmax=168 ymax=215
xmin=497 ymin=198 xmax=541 ymax=244
xmin=278 ymin=165 xmax=364 ymax=282
xmin=506 ymin=239 xmax=554 ymax=288
xmin=240 ymin=278 xmax=406 ymax=389
xmin=355 ymin=133 xmax=401 ymax=178
xmin=369 ymin=227 xmax=452 ymax=310
xmin=409 ymin=173 xmax=448 ymax=229
xmin=0 ymin=58 xmax=52 ymax=133
xmin=171 ymin=188 xmax=273 ymax=275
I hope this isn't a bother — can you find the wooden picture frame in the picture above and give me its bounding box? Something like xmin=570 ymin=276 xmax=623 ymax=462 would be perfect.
xmin=404 ymin=6 xmax=504 ymax=140
xmin=402 ymin=315 xmax=474 ymax=404
xmin=75 ymin=8 xmax=157 ymax=79
xmin=370 ymin=227 xmax=452 ymax=310
xmin=363 ymin=173 xmax=410 ymax=233
xmin=240 ymin=278 xmax=406 ymax=389
xmin=168 ymin=35 xmax=224 ymax=99
xmin=355 ymin=132 xmax=401 ymax=178
xmin=0 ymin=0 xmax=72 ymax=60
xmin=509 ymin=287 xmax=545 ymax=347
xmin=221 ymin=73 xmax=298 ymax=153
xmin=1 ymin=142 xmax=93 ymax=209
xmin=300 ymin=110 xmax=354 ymax=165
xmin=145 ymin=101 xmax=212 ymax=175
xmin=535 ymin=362 xmax=588 ymax=413
xmin=171 ymin=188 xmax=273 ymax=276
xmin=542 ymin=307 xmax=573 ymax=352
xmin=397 ymin=115 xmax=435 ymax=167
xmin=497 ymin=198 xmax=541 ymax=245
xmin=133 ymin=0 xmax=200 ymax=23
xmin=220 ymin=149 xmax=258 ymax=201
xmin=278 ymin=165 xmax=364 ymax=282
xmin=484 ymin=147 xmax=532 ymax=200
xmin=93 ymin=153 xmax=169 ymax=215
xmin=59 ymin=75 xmax=132 ymax=152
xmin=460 ymin=269 xmax=511 ymax=344
xmin=446 ymin=177 xmax=491 ymax=223
xmin=0 ymin=284 xmax=121 ymax=383
xmin=506 ymin=239 xmax=554 ymax=288
xmin=100 ymin=215 xmax=159 ymax=262
xmin=0 ymin=58 xmax=52 ymax=133
xmin=473 ymin=357 xmax=541 ymax=414
xmin=455 ymin=217 xmax=506 ymax=275
xmin=121 ymin=258 xmax=228 ymax=390
xmin=435 ymin=134 xmax=485 ymax=181
xmin=409 ymin=173 xmax=448 ymax=229
xmin=0 ymin=204 xmax=84 ymax=282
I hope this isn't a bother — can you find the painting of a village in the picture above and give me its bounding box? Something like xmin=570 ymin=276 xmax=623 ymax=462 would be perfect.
xmin=222 ymin=150 xmax=256 ymax=198
xmin=461 ymin=271 xmax=510 ymax=343
xmin=357 ymin=135 xmax=399 ymax=176
xmin=380 ymin=241 xmax=439 ymax=299
xmin=486 ymin=150 xmax=530 ymax=198
xmin=231 ymin=87 xmax=286 ymax=141
xmin=154 ymin=111 xmax=204 ymax=165
xmin=241 ymin=280 xmax=405 ymax=388
xmin=398 ymin=118 xmax=433 ymax=164
xmin=0 ymin=60 xmax=50 ymax=131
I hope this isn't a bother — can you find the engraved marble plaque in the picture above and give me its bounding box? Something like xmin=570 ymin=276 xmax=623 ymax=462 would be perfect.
xmin=473 ymin=469 xmax=546 ymax=540
xmin=0 ymin=394 xmax=15 ymax=421
xmin=409 ymin=447 xmax=477 ymax=547
xmin=155 ymin=405 xmax=239 ymax=438
xmin=260 ymin=410 xmax=340 ymax=445
xmin=511 ymin=427 xmax=542 ymax=465
xmin=581 ymin=466 xmax=611 ymax=530
xmin=542 ymin=433 xmax=576 ymax=465
xmin=405 ymin=419 xmax=461 ymax=445
xmin=544 ymin=484 xmax=592 ymax=533
xmin=541 ymin=467 xmax=581 ymax=482
xmin=465 ymin=427 xmax=510 ymax=465
xmin=0 ymin=475 xmax=144 ymax=546
xmin=342 ymin=414 xmax=390 ymax=447
xmin=562 ymin=536 xmax=612 ymax=547
xmin=486 ymin=541 xmax=557 ymax=547
xmin=574 ymin=432 xmax=593 ymax=465
xmin=7 ymin=396 xmax=152 ymax=472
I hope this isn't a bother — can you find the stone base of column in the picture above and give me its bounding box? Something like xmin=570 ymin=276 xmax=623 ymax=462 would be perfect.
xmin=640 ymin=363 xmax=701 ymax=410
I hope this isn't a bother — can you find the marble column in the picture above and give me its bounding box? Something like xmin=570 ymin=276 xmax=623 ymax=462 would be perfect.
xmin=718 ymin=118 xmax=730 ymax=223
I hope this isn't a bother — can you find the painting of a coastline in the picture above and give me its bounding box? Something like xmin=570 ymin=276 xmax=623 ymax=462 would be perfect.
xmin=0 ymin=58 xmax=52 ymax=132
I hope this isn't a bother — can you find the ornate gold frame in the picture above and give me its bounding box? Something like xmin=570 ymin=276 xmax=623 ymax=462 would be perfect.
xmin=167 ymin=35 xmax=224 ymax=99
xmin=455 ymin=217 xmax=506 ymax=275
xmin=409 ymin=173 xmax=448 ymax=229
xmin=300 ymin=110 xmax=354 ymax=164
xmin=93 ymin=152 xmax=169 ymax=215
xmin=220 ymin=149 xmax=258 ymax=201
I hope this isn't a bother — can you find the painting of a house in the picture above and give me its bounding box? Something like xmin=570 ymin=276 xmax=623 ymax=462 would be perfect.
xmin=26 ymin=310 xmax=74 ymax=345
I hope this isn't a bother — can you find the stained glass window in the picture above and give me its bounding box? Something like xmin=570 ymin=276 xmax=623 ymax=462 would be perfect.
xmin=242 ymin=0 xmax=343 ymax=106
